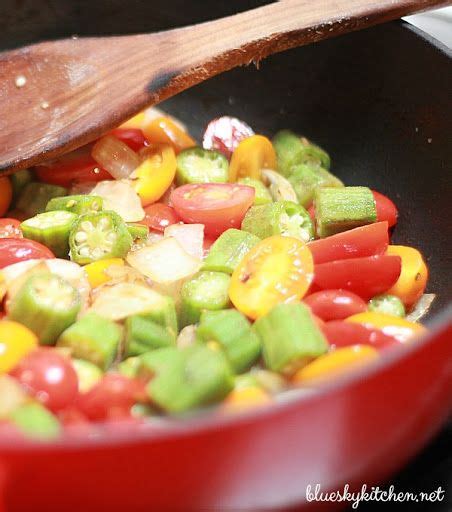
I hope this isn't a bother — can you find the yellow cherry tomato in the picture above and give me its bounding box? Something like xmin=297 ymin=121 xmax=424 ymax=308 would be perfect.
xmin=83 ymin=258 xmax=125 ymax=288
xmin=132 ymin=144 xmax=177 ymax=206
xmin=386 ymin=245 xmax=428 ymax=307
xmin=0 ymin=320 xmax=38 ymax=373
xmin=229 ymin=235 xmax=314 ymax=320
xmin=119 ymin=112 xmax=146 ymax=129
xmin=0 ymin=177 xmax=12 ymax=217
xmin=142 ymin=116 xmax=196 ymax=154
xmin=346 ymin=312 xmax=426 ymax=343
xmin=293 ymin=345 xmax=379 ymax=384
xmin=222 ymin=386 xmax=271 ymax=412
xmin=229 ymin=135 xmax=277 ymax=182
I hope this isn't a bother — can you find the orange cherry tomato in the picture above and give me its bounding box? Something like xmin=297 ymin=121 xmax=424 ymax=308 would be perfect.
xmin=385 ymin=245 xmax=428 ymax=307
xmin=0 ymin=177 xmax=13 ymax=217
xmin=142 ymin=117 xmax=196 ymax=154
xmin=222 ymin=386 xmax=271 ymax=412
xmin=229 ymin=135 xmax=277 ymax=182
xmin=229 ymin=235 xmax=314 ymax=320
xmin=0 ymin=320 xmax=38 ymax=373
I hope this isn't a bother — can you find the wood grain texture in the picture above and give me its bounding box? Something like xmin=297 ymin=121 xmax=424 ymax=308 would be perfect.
xmin=0 ymin=0 xmax=449 ymax=173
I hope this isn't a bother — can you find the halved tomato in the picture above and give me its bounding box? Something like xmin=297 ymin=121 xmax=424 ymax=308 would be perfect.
xmin=0 ymin=239 xmax=54 ymax=268
xmin=142 ymin=203 xmax=180 ymax=232
xmin=372 ymin=190 xmax=398 ymax=228
xmin=109 ymin=128 xmax=147 ymax=152
xmin=171 ymin=183 xmax=254 ymax=237
xmin=322 ymin=321 xmax=399 ymax=350
xmin=303 ymin=289 xmax=367 ymax=322
xmin=0 ymin=219 xmax=22 ymax=239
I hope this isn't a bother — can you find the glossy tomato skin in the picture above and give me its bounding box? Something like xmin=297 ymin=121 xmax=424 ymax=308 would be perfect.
xmin=171 ymin=183 xmax=255 ymax=237
xmin=35 ymin=152 xmax=112 ymax=187
xmin=10 ymin=348 xmax=79 ymax=412
xmin=202 ymin=116 xmax=254 ymax=159
xmin=109 ymin=128 xmax=147 ymax=152
xmin=322 ymin=321 xmax=399 ymax=350
xmin=76 ymin=374 xmax=147 ymax=422
xmin=308 ymin=222 xmax=389 ymax=264
xmin=314 ymin=254 xmax=402 ymax=300
xmin=0 ymin=218 xmax=22 ymax=239
xmin=0 ymin=238 xmax=54 ymax=268
xmin=304 ymin=290 xmax=367 ymax=322
xmin=372 ymin=190 xmax=398 ymax=228
xmin=142 ymin=203 xmax=180 ymax=232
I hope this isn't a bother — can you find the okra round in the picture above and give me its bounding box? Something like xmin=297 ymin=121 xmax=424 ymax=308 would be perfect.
xmin=176 ymin=147 xmax=229 ymax=185
xmin=16 ymin=182 xmax=68 ymax=217
xmin=369 ymin=294 xmax=406 ymax=318
xmin=125 ymin=315 xmax=175 ymax=357
xmin=237 ymin=177 xmax=273 ymax=205
xmin=46 ymin=194 xmax=104 ymax=215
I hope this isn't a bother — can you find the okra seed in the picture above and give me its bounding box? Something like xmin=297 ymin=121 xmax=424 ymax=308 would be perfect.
xmin=81 ymin=221 xmax=94 ymax=232
xmin=79 ymin=246 xmax=90 ymax=257
xmin=75 ymin=232 xmax=88 ymax=243
xmin=106 ymin=232 xmax=117 ymax=243
xmin=92 ymin=247 xmax=104 ymax=259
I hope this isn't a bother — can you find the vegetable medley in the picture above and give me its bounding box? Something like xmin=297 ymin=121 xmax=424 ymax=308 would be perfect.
xmin=0 ymin=110 xmax=431 ymax=440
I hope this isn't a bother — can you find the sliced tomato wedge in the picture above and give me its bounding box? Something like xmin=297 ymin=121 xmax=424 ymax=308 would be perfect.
xmin=109 ymin=128 xmax=148 ymax=152
xmin=202 ymin=116 xmax=254 ymax=159
xmin=0 ymin=219 xmax=22 ymax=239
xmin=308 ymin=222 xmax=389 ymax=264
xmin=322 ymin=321 xmax=399 ymax=350
xmin=171 ymin=183 xmax=255 ymax=237
xmin=314 ymin=254 xmax=401 ymax=299
xmin=372 ymin=190 xmax=398 ymax=228
xmin=0 ymin=238 xmax=54 ymax=268
xmin=303 ymin=289 xmax=367 ymax=322
xmin=142 ymin=203 xmax=180 ymax=232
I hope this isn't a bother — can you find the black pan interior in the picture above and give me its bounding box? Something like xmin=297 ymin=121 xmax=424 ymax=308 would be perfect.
xmin=1 ymin=0 xmax=451 ymax=317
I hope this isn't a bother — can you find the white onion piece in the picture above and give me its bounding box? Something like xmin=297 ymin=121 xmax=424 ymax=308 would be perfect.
xmin=91 ymin=180 xmax=145 ymax=222
xmin=164 ymin=223 xmax=204 ymax=260
xmin=176 ymin=325 xmax=197 ymax=349
xmin=91 ymin=135 xmax=140 ymax=180
xmin=261 ymin=169 xmax=298 ymax=202
xmin=406 ymin=294 xmax=436 ymax=322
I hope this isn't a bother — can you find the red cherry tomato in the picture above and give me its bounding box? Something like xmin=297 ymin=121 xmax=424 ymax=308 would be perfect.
xmin=109 ymin=128 xmax=148 ymax=152
xmin=35 ymin=150 xmax=112 ymax=187
xmin=322 ymin=321 xmax=399 ymax=350
xmin=307 ymin=205 xmax=316 ymax=222
xmin=10 ymin=349 xmax=79 ymax=412
xmin=76 ymin=374 xmax=147 ymax=422
xmin=314 ymin=255 xmax=401 ymax=300
xmin=304 ymin=289 xmax=367 ymax=321
xmin=142 ymin=203 xmax=180 ymax=232
xmin=171 ymin=183 xmax=255 ymax=237
xmin=372 ymin=190 xmax=398 ymax=228
xmin=202 ymin=116 xmax=254 ymax=159
xmin=0 ymin=238 xmax=54 ymax=268
xmin=308 ymin=222 xmax=389 ymax=264
xmin=0 ymin=218 xmax=22 ymax=239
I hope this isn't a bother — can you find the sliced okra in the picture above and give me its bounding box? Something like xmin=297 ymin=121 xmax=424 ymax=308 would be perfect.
xmin=10 ymin=403 xmax=61 ymax=439
xmin=127 ymin=223 xmax=149 ymax=242
xmin=10 ymin=169 xmax=33 ymax=204
xmin=46 ymin=194 xmax=104 ymax=215
xmin=176 ymin=147 xmax=229 ymax=185
xmin=16 ymin=182 xmax=68 ymax=216
xmin=125 ymin=315 xmax=175 ymax=357
xmin=237 ymin=177 xmax=272 ymax=205
xmin=368 ymin=294 xmax=405 ymax=317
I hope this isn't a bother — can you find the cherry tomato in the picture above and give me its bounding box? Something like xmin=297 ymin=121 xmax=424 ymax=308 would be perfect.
xmin=109 ymin=128 xmax=147 ymax=152
xmin=171 ymin=183 xmax=255 ymax=237
xmin=308 ymin=222 xmax=389 ymax=264
xmin=142 ymin=116 xmax=196 ymax=154
xmin=35 ymin=150 xmax=112 ymax=187
xmin=0 ymin=238 xmax=54 ymax=268
xmin=230 ymin=235 xmax=314 ymax=319
xmin=142 ymin=203 xmax=180 ymax=232
xmin=0 ymin=218 xmax=22 ymax=239
xmin=314 ymin=255 xmax=401 ymax=300
xmin=76 ymin=374 xmax=147 ymax=421
xmin=304 ymin=290 xmax=367 ymax=321
xmin=372 ymin=190 xmax=398 ymax=228
xmin=229 ymin=135 xmax=277 ymax=182
xmin=322 ymin=321 xmax=399 ymax=350
xmin=0 ymin=177 xmax=13 ymax=217
xmin=307 ymin=205 xmax=316 ymax=222
xmin=0 ymin=320 xmax=38 ymax=373
xmin=10 ymin=348 xmax=79 ymax=412
xmin=202 ymin=116 xmax=254 ymax=159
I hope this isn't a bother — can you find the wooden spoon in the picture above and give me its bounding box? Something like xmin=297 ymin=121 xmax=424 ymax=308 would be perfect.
xmin=0 ymin=0 xmax=448 ymax=174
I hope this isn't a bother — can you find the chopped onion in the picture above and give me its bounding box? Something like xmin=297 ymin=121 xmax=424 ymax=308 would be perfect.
xmin=176 ymin=325 xmax=197 ymax=349
xmin=164 ymin=223 xmax=204 ymax=260
xmin=91 ymin=180 xmax=145 ymax=222
xmin=406 ymin=294 xmax=436 ymax=322
xmin=91 ymin=135 xmax=140 ymax=180
xmin=262 ymin=169 xmax=298 ymax=202
xmin=88 ymin=282 xmax=168 ymax=321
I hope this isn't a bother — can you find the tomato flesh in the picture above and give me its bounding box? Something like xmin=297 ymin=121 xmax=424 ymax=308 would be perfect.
xmin=372 ymin=190 xmax=398 ymax=228
xmin=304 ymin=289 xmax=367 ymax=321
xmin=109 ymin=128 xmax=147 ymax=152
xmin=142 ymin=203 xmax=180 ymax=232
xmin=171 ymin=183 xmax=255 ymax=237
xmin=314 ymin=254 xmax=401 ymax=300
xmin=202 ymin=116 xmax=254 ymax=159
xmin=0 ymin=238 xmax=54 ymax=268
xmin=0 ymin=219 xmax=22 ymax=239
xmin=322 ymin=321 xmax=399 ymax=350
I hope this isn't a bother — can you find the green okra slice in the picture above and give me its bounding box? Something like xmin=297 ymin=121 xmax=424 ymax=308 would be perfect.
xmin=202 ymin=228 xmax=260 ymax=274
xmin=10 ymin=169 xmax=33 ymax=204
xmin=145 ymin=345 xmax=234 ymax=413
xmin=136 ymin=295 xmax=178 ymax=338
xmin=368 ymin=294 xmax=405 ymax=318
xmin=118 ymin=356 xmax=141 ymax=378
xmin=16 ymin=182 xmax=68 ymax=216
xmin=69 ymin=210 xmax=133 ymax=264
xmin=196 ymin=309 xmax=261 ymax=373
xmin=46 ymin=194 xmax=104 ymax=215
xmin=176 ymin=147 xmax=229 ymax=185
xmin=288 ymin=164 xmax=343 ymax=208
xmin=71 ymin=358 xmax=103 ymax=393
xmin=253 ymin=303 xmax=329 ymax=375
xmin=20 ymin=210 xmax=78 ymax=258
xmin=241 ymin=200 xmax=314 ymax=243
xmin=125 ymin=315 xmax=175 ymax=357
xmin=10 ymin=403 xmax=61 ymax=440
xmin=9 ymin=273 xmax=81 ymax=345
xmin=314 ymin=186 xmax=377 ymax=238
xmin=57 ymin=312 xmax=121 ymax=370
xmin=237 ymin=177 xmax=273 ymax=205
xmin=179 ymin=271 xmax=231 ymax=328
xmin=127 ymin=223 xmax=149 ymax=242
